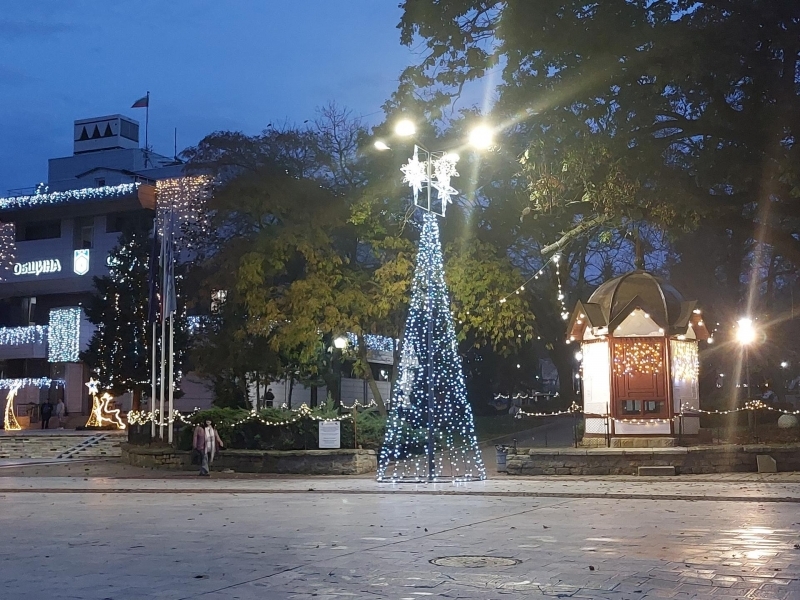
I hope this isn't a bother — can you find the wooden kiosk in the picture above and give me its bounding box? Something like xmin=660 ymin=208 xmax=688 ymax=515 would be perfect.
xmin=567 ymin=271 xmax=710 ymax=447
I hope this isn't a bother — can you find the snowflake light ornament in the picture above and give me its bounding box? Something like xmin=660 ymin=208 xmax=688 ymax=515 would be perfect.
xmin=400 ymin=146 xmax=461 ymax=217
xmin=400 ymin=146 xmax=428 ymax=202
xmin=431 ymin=154 xmax=459 ymax=216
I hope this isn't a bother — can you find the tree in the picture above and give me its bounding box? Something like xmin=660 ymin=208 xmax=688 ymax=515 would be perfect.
xmin=378 ymin=212 xmax=485 ymax=481
xmin=183 ymin=104 xmax=541 ymax=414
xmin=82 ymin=215 xmax=188 ymax=410
xmin=397 ymin=0 xmax=800 ymax=270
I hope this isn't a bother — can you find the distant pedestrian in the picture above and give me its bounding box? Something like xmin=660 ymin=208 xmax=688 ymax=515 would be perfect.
xmin=193 ymin=419 xmax=223 ymax=476
xmin=55 ymin=398 xmax=66 ymax=429
xmin=40 ymin=401 xmax=53 ymax=429
xmin=265 ymin=388 xmax=275 ymax=408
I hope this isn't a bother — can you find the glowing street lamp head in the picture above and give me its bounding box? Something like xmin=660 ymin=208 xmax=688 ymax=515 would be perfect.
xmin=374 ymin=140 xmax=390 ymax=151
xmin=468 ymin=125 xmax=494 ymax=149
xmin=333 ymin=336 xmax=348 ymax=350
xmin=736 ymin=318 xmax=756 ymax=345
xmin=395 ymin=119 xmax=416 ymax=137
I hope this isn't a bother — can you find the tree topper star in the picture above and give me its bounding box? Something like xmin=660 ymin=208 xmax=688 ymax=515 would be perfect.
xmin=85 ymin=378 xmax=100 ymax=395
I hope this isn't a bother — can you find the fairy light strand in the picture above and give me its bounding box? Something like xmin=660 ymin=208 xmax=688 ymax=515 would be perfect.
xmin=378 ymin=212 xmax=486 ymax=482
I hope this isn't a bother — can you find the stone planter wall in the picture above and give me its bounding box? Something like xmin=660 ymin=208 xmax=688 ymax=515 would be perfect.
xmin=121 ymin=444 xmax=377 ymax=475
xmin=506 ymin=445 xmax=800 ymax=476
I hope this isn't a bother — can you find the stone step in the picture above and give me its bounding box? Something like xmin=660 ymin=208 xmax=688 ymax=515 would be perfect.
xmin=638 ymin=466 xmax=676 ymax=476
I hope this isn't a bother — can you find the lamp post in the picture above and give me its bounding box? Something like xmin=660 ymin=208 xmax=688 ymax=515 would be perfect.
xmin=375 ymin=119 xmax=493 ymax=481
xmin=736 ymin=317 xmax=756 ymax=397
xmin=333 ymin=335 xmax=348 ymax=408
xmin=736 ymin=317 xmax=757 ymax=440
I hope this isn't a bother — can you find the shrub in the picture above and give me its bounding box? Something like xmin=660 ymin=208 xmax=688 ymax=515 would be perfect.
xmin=177 ymin=405 xmax=387 ymax=451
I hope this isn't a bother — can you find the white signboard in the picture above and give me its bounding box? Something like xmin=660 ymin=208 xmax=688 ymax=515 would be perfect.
xmin=13 ymin=259 xmax=61 ymax=276
xmin=318 ymin=421 xmax=341 ymax=449
xmin=73 ymin=249 xmax=90 ymax=276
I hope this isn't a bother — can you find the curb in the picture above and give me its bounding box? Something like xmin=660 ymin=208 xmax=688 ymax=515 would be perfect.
xmin=0 ymin=487 xmax=798 ymax=503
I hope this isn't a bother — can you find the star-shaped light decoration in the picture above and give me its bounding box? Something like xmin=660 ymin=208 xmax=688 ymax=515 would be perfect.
xmin=85 ymin=378 xmax=100 ymax=395
xmin=431 ymin=154 xmax=459 ymax=216
xmin=400 ymin=146 xmax=428 ymax=202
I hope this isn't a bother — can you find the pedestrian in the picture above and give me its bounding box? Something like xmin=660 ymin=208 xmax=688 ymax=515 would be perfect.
xmin=193 ymin=419 xmax=223 ymax=476
xmin=40 ymin=401 xmax=53 ymax=429
xmin=55 ymin=398 xmax=66 ymax=429
xmin=265 ymin=387 xmax=275 ymax=408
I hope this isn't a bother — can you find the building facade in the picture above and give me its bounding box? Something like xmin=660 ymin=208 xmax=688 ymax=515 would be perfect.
xmin=0 ymin=115 xmax=180 ymax=424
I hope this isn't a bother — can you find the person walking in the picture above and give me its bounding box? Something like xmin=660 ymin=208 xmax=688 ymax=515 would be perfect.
xmin=193 ymin=419 xmax=223 ymax=476
xmin=265 ymin=388 xmax=275 ymax=408
xmin=55 ymin=398 xmax=66 ymax=429
xmin=40 ymin=401 xmax=53 ymax=429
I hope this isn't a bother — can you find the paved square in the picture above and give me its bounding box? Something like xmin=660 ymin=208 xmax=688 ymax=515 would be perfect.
xmin=1 ymin=478 xmax=799 ymax=598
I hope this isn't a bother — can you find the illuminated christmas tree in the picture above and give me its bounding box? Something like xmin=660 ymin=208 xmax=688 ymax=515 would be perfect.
xmin=377 ymin=212 xmax=485 ymax=482
xmin=81 ymin=217 xmax=187 ymax=408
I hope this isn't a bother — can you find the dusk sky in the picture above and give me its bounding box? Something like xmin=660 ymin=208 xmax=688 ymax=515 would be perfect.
xmin=0 ymin=1 xmax=419 ymax=194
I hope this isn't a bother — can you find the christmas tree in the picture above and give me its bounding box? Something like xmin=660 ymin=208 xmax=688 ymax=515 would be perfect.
xmin=377 ymin=212 xmax=485 ymax=482
xmin=81 ymin=216 xmax=187 ymax=409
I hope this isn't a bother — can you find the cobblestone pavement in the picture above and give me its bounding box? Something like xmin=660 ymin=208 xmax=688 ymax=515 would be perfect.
xmin=1 ymin=478 xmax=799 ymax=599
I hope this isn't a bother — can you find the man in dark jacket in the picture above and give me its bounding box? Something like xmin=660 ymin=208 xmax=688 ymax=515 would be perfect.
xmin=41 ymin=401 xmax=53 ymax=429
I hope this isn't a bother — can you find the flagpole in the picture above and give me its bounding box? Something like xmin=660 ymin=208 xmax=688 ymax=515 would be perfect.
xmin=158 ymin=202 xmax=167 ymax=439
xmin=167 ymin=312 xmax=175 ymax=444
xmin=144 ymin=91 xmax=150 ymax=167
xmin=151 ymin=321 xmax=157 ymax=439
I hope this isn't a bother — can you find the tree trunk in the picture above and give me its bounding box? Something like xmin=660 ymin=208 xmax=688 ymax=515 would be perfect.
xmin=287 ymin=377 xmax=294 ymax=409
xmin=132 ymin=388 xmax=141 ymax=412
xmin=357 ymin=334 xmax=387 ymax=416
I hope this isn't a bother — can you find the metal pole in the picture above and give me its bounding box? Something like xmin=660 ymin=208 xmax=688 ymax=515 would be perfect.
xmin=159 ymin=314 xmax=166 ymax=439
xmin=352 ymin=406 xmax=358 ymax=449
xmin=144 ymin=91 xmax=150 ymax=167
xmin=150 ymin=321 xmax=157 ymax=439
xmin=167 ymin=312 xmax=175 ymax=444
xmin=426 ymin=154 xmax=435 ymax=481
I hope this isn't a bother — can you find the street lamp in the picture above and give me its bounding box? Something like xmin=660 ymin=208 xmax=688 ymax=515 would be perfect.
xmin=394 ymin=119 xmax=416 ymax=137
xmin=736 ymin=317 xmax=755 ymax=397
xmin=373 ymin=140 xmax=391 ymax=151
xmin=332 ymin=336 xmax=349 ymax=407
xmin=737 ymin=317 xmax=759 ymax=440
xmin=468 ymin=125 xmax=494 ymax=149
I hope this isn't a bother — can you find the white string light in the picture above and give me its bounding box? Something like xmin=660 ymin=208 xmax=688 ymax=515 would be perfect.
xmin=378 ymin=212 xmax=485 ymax=482
xmin=0 ymin=183 xmax=140 ymax=211
xmin=0 ymin=377 xmax=64 ymax=389
xmin=2 ymin=383 xmax=22 ymax=431
xmin=0 ymin=325 xmax=47 ymax=346
xmin=47 ymin=308 xmax=81 ymax=362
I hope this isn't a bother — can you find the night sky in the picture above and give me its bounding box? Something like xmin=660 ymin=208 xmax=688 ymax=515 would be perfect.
xmin=0 ymin=1 xmax=417 ymax=194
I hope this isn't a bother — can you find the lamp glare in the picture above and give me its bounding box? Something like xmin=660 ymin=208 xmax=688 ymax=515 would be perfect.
xmin=395 ymin=119 xmax=416 ymax=137
xmin=469 ymin=125 xmax=494 ymax=149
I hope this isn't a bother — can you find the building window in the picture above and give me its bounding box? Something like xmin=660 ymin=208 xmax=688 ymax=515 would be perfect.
xmin=74 ymin=216 xmax=94 ymax=250
xmin=16 ymin=220 xmax=61 ymax=241
xmin=618 ymin=399 xmax=667 ymax=418
xmin=95 ymin=177 xmax=106 ymax=187
xmin=105 ymin=212 xmax=141 ymax=233
xmin=621 ymin=400 xmax=642 ymax=415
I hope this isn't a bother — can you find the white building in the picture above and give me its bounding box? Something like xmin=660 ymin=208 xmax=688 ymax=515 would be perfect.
xmin=0 ymin=115 xmax=182 ymax=424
